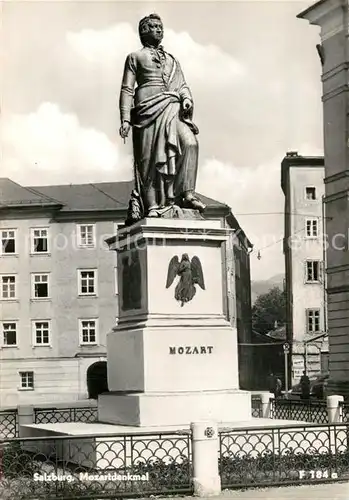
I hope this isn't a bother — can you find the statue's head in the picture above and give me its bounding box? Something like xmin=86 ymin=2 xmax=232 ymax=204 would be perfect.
xmin=138 ymin=13 xmax=163 ymax=47
xmin=182 ymin=253 xmax=189 ymax=261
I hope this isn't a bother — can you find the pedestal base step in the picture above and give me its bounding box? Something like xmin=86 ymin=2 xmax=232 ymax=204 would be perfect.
xmin=98 ymin=390 xmax=251 ymax=426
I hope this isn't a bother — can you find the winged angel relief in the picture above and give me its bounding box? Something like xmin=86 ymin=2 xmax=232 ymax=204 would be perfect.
xmin=166 ymin=254 xmax=205 ymax=306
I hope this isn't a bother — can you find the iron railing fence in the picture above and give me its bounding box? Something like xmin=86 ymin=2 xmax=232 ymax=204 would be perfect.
xmin=34 ymin=407 xmax=98 ymax=424
xmin=339 ymin=401 xmax=349 ymax=423
xmin=219 ymin=422 xmax=349 ymax=489
xmin=0 ymin=411 xmax=18 ymax=438
xmin=270 ymin=398 xmax=328 ymax=423
xmin=0 ymin=430 xmax=192 ymax=499
xmin=251 ymin=396 xmax=262 ymax=418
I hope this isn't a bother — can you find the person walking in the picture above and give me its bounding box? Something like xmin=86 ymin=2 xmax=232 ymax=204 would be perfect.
xmin=275 ymin=376 xmax=283 ymax=398
xmin=300 ymin=370 xmax=311 ymax=400
xmin=268 ymin=372 xmax=278 ymax=398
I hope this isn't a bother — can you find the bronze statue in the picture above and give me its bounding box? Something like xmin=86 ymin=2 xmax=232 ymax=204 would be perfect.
xmin=119 ymin=13 xmax=206 ymax=222
xmin=166 ymin=254 xmax=205 ymax=306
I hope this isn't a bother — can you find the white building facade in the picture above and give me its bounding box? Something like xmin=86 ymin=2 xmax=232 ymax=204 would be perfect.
xmin=281 ymin=152 xmax=328 ymax=384
xmin=0 ymin=178 xmax=253 ymax=406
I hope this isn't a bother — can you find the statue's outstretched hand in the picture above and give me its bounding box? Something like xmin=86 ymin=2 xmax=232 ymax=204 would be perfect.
xmin=182 ymin=98 xmax=192 ymax=114
xmin=119 ymin=121 xmax=131 ymax=140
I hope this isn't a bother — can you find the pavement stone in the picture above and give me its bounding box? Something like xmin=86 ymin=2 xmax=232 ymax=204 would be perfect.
xmin=160 ymin=482 xmax=349 ymax=500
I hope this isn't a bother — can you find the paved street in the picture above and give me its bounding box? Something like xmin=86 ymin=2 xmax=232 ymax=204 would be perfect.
xmin=218 ymin=482 xmax=349 ymax=499
xmin=171 ymin=482 xmax=349 ymax=500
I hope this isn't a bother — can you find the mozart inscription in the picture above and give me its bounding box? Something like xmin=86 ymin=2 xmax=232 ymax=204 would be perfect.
xmin=169 ymin=346 xmax=213 ymax=355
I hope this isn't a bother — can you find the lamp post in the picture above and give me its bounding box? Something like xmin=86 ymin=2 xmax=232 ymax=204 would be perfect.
xmin=283 ymin=342 xmax=290 ymax=397
xmin=303 ymin=341 xmax=308 ymax=375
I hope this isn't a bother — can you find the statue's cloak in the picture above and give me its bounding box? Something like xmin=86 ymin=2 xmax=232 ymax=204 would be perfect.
xmin=130 ymin=57 xmax=198 ymax=194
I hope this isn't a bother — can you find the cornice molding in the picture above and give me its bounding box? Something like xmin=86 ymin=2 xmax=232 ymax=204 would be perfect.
xmin=322 ymin=83 xmax=349 ymax=102
xmin=298 ymin=0 xmax=346 ymax=42
xmin=327 ymin=263 xmax=349 ymax=273
xmin=324 ymin=169 xmax=349 ymax=183
xmin=322 ymin=61 xmax=349 ymax=81
xmin=324 ymin=189 xmax=349 ymax=202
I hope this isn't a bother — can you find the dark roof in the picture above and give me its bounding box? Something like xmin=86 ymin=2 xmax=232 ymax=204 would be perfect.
xmin=26 ymin=181 xmax=228 ymax=212
xmin=281 ymin=152 xmax=324 ymax=194
xmin=1 ymin=179 xmax=252 ymax=242
xmin=266 ymin=325 xmax=286 ymax=340
xmin=251 ymin=330 xmax=282 ymax=344
xmin=0 ymin=178 xmax=62 ymax=208
xmin=304 ymin=332 xmax=328 ymax=343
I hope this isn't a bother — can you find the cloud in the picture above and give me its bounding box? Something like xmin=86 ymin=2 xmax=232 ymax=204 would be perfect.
xmin=66 ymin=23 xmax=139 ymax=65
xmin=1 ymin=102 xmax=133 ymax=185
xmin=164 ymin=30 xmax=246 ymax=85
xmin=1 ymin=11 xmax=322 ymax=281
xmin=66 ymin=22 xmax=245 ymax=89
xmin=197 ymin=143 xmax=323 ymax=279
xmin=1 ymin=99 xmax=323 ymax=280
xmin=197 ymin=155 xmax=285 ymax=247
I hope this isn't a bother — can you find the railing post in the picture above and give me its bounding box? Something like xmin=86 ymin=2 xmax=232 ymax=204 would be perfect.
xmin=260 ymin=393 xmax=274 ymax=418
xmin=327 ymin=395 xmax=344 ymax=423
xmin=17 ymin=405 xmax=34 ymax=437
xmin=191 ymin=421 xmax=221 ymax=497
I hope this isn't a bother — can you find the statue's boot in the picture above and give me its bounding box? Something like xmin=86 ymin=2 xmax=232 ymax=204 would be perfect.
xmin=165 ymin=197 xmax=176 ymax=207
xmin=164 ymin=173 xmax=176 ymax=208
xmin=182 ymin=193 xmax=206 ymax=213
xmin=147 ymin=205 xmax=161 ymax=217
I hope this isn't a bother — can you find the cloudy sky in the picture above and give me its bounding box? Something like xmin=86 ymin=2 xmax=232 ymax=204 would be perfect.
xmin=1 ymin=0 xmax=323 ymax=280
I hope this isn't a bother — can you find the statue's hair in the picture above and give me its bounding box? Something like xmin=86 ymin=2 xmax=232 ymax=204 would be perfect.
xmin=138 ymin=13 xmax=163 ymax=43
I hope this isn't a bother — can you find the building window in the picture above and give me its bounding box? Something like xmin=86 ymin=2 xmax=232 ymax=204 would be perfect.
xmin=305 ymin=260 xmax=321 ymax=282
xmin=1 ymin=275 xmax=16 ymax=300
xmin=19 ymin=371 xmax=34 ymax=390
xmin=32 ymin=274 xmax=49 ymax=299
xmin=33 ymin=321 xmax=50 ymax=345
xmin=77 ymin=224 xmax=96 ymax=248
xmin=306 ymin=309 xmax=321 ymax=333
xmin=2 ymin=322 xmax=17 ymax=346
xmin=31 ymin=228 xmax=49 ymax=253
xmin=305 ymin=218 xmax=318 ymax=238
xmin=305 ymin=187 xmax=316 ymax=200
xmin=78 ymin=270 xmax=97 ymax=296
xmin=79 ymin=319 xmax=97 ymax=345
xmin=1 ymin=230 xmax=16 ymax=254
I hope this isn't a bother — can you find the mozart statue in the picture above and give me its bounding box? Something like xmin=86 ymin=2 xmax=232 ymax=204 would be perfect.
xmin=119 ymin=13 xmax=206 ymax=222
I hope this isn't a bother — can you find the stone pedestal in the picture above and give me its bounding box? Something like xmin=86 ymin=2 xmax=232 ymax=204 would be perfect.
xmin=98 ymin=218 xmax=250 ymax=426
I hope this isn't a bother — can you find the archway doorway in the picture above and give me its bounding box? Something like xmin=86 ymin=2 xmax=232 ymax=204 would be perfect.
xmin=86 ymin=361 xmax=108 ymax=399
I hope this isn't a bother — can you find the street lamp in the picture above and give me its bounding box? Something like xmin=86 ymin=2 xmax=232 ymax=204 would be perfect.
xmin=283 ymin=342 xmax=290 ymax=396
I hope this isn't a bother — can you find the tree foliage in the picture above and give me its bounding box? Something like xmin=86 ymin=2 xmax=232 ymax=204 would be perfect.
xmin=252 ymin=286 xmax=286 ymax=335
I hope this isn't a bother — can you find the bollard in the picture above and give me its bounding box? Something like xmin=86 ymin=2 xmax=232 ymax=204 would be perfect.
xmin=327 ymin=395 xmax=344 ymax=423
xmin=17 ymin=405 xmax=34 ymax=437
xmin=191 ymin=421 xmax=221 ymax=497
xmin=260 ymin=392 xmax=274 ymax=418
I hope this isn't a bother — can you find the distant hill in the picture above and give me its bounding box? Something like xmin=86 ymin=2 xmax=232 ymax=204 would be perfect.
xmin=251 ymin=273 xmax=285 ymax=304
